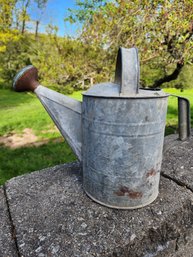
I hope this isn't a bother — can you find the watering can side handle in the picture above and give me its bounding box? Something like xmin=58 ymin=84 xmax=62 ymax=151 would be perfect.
xmin=115 ymin=47 xmax=140 ymax=96
xmin=170 ymin=94 xmax=191 ymax=140
xmin=177 ymin=96 xmax=191 ymax=140
xmin=13 ymin=65 xmax=39 ymax=92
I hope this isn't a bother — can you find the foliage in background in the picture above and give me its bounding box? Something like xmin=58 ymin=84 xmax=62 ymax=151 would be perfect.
xmin=0 ymin=0 xmax=49 ymax=88
xmin=0 ymin=0 xmax=20 ymax=53
xmin=0 ymin=0 xmax=193 ymax=91
xmin=0 ymin=0 xmax=48 ymax=50
xmin=0 ymin=35 xmax=32 ymax=87
xmin=31 ymin=31 xmax=112 ymax=93
xmin=68 ymin=0 xmax=193 ymax=88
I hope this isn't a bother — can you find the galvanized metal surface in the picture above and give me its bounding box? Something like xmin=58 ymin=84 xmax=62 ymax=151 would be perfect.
xmin=35 ymin=86 xmax=82 ymax=161
xmin=82 ymin=96 xmax=168 ymax=209
xmin=83 ymin=82 xmax=168 ymax=98
xmin=168 ymin=95 xmax=191 ymax=141
xmin=13 ymin=46 xmax=191 ymax=209
xmin=177 ymin=96 xmax=191 ymax=140
xmin=82 ymin=47 xmax=169 ymax=208
xmin=115 ymin=47 xmax=140 ymax=96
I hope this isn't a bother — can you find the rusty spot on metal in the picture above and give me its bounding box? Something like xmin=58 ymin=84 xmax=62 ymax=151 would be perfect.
xmin=115 ymin=186 xmax=143 ymax=199
xmin=115 ymin=191 xmax=125 ymax=196
xmin=120 ymin=186 xmax=129 ymax=194
xmin=114 ymin=186 xmax=128 ymax=196
xmin=128 ymin=191 xmax=143 ymax=199
xmin=146 ymin=168 xmax=157 ymax=178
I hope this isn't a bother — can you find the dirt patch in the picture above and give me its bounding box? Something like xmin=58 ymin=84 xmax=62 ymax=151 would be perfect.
xmin=0 ymin=128 xmax=63 ymax=148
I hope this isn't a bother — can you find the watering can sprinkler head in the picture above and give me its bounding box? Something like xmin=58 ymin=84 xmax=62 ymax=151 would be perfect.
xmin=13 ymin=65 xmax=39 ymax=92
xmin=13 ymin=64 xmax=83 ymax=162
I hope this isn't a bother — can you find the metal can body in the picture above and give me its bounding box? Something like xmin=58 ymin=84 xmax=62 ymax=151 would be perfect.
xmin=82 ymin=95 xmax=168 ymax=209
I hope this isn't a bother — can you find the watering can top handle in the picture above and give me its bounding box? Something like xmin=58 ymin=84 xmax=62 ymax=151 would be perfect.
xmin=13 ymin=65 xmax=39 ymax=92
xmin=115 ymin=47 xmax=140 ymax=96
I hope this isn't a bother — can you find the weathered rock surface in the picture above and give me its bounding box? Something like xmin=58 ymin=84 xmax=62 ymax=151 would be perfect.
xmin=5 ymin=161 xmax=193 ymax=257
xmin=0 ymin=186 xmax=18 ymax=257
xmin=1 ymin=132 xmax=193 ymax=257
xmin=162 ymin=131 xmax=193 ymax=191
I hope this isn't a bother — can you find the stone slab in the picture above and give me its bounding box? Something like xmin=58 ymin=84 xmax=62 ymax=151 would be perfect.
xmin=5 ymin=161 xmax=193 ymax=257
xmin=162 ymin=130 xmax=193 ymax=190
xmin=0 ymin=186 xmax=18 ymax=257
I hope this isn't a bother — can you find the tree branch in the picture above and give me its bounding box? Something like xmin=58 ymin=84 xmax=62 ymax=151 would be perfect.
xmin=151 ymin=61 xmax=184 ymax=88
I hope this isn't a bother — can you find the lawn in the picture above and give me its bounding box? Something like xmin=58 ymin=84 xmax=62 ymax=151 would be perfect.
xmin=0 ymin=89 xmax=82 ymax=138
xmin=0 ymin=88 xmax=192 ymax=185
xmin=0 ymin=88 xmax=81 ymax=185
xmin=164 ymin=88 xmax=193 ymax=135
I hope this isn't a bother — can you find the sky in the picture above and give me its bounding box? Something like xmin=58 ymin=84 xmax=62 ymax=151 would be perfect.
xmin=29 ymin=0 xmax=82 ymax=37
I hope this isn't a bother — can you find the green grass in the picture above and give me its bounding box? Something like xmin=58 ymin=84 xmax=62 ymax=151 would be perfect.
xmin=0 ymin=89 xmax=82 ymax=138
xmin=0 ymin=88 xmax=81 ymax=185
xmin=0 ymin=89 xmax=57 ymax=137
xmin=0 ymin=141 xmax=76 ymax=185
xmin=164 ymin=88 xmax=193 ymax=135
xmin=0 ymin=88 xmax=192 ymax=185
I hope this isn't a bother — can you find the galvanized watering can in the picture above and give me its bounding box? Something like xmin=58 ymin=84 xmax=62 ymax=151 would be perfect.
xmin=13 ymin=47 xmax=190 ymax=209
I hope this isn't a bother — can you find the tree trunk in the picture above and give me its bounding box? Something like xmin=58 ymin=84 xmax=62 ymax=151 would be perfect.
xmin=21 ymin=19 xmax=25 ymax=34
xmin=35 ymin=20 xmax=39 ymax=40
xmin=151 ymin=61 xmax=184 ymax=88
xmin=21 ymin=0 xmax=30 ymax=34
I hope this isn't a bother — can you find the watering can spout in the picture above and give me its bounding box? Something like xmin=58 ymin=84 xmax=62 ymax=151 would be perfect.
xmin=13 ymin=66 xmax=82 ymax=161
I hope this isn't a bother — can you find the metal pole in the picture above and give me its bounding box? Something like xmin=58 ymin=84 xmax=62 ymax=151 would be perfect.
xmin=178 ymin=96 xmax=191 ymax=140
